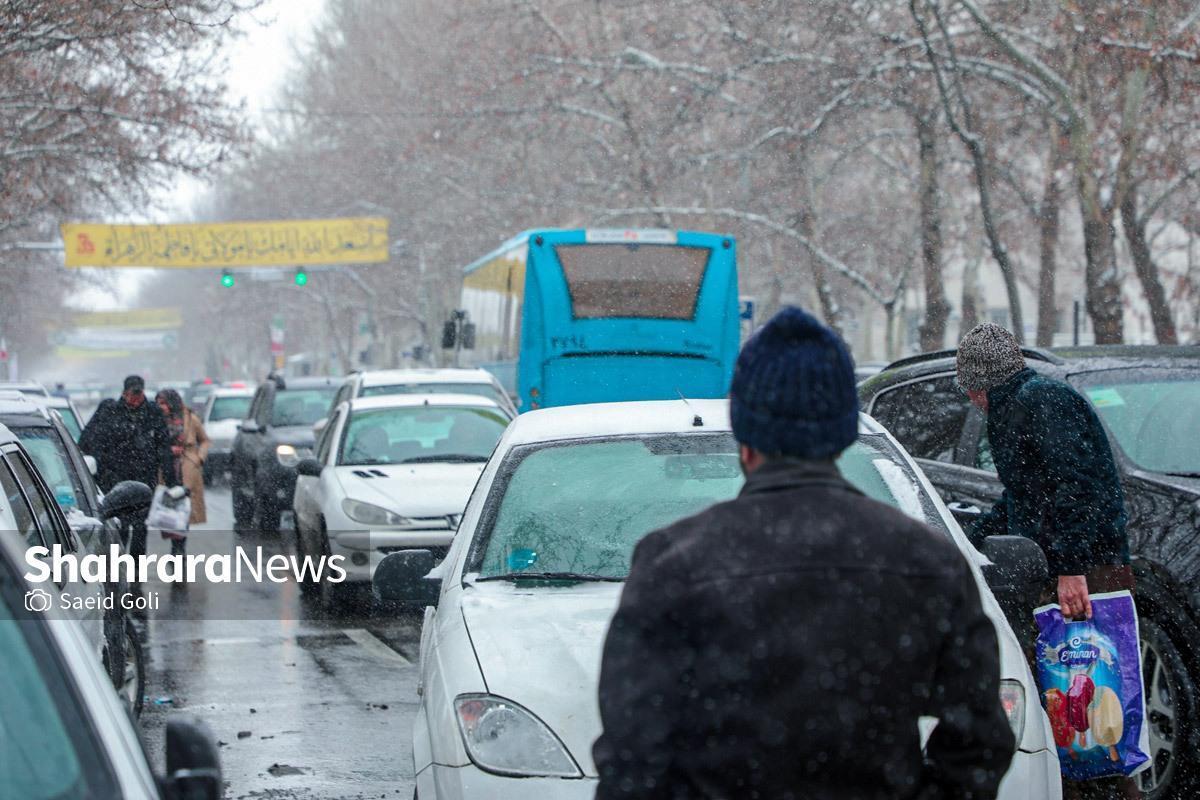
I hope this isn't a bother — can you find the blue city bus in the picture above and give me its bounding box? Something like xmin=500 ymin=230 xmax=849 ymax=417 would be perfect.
xmin=456 ymin=228 xmax=739 ymax=411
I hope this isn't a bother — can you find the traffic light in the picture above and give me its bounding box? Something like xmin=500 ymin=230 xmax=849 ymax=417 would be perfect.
xmin=220 ymin=269 xmax=234 ymax=288
xmin=293 ymin=268 xmax=308 ymax=286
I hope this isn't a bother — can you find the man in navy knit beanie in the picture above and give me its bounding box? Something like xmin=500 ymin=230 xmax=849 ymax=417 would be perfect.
xmin=595 ymin=307 xmax=1014 ymax=800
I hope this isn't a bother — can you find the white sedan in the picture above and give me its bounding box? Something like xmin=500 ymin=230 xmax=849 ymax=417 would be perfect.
xmin=292 ymin=394 xmax=512 ymax=608
xmin=375 ymin=399 xmax=1061 ymax=800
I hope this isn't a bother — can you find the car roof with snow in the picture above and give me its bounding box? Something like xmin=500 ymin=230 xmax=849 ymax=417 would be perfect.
xmin=355 ymin=368 xmax=498 ymax=388
xmin=0 ymin=380 xmax=49 ymax=396
xmin=502 ymin=399 xmax=885 ymax=447
xmin=346 ymin=393 xmax=505 ymax=414
xmin=0 ymin=392 xmax=52 ymax=421
xmin=208 ymin=386 xmax=254 ymax=397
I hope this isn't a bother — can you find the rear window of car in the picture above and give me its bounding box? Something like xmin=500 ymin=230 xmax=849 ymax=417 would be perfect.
xmin=209 ymin=396 xmax=252 ymax=421
xmin=271 ymin=388 xmax=338 ymax=427
xmin=470 ymin=433 xmax=947 ymax=579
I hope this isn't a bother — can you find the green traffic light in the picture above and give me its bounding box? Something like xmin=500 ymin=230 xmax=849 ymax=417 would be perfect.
xmin=221 ymin=271 xmax=235 ymax=288
xmin=294 ymin=269 xmax=308 ymax=286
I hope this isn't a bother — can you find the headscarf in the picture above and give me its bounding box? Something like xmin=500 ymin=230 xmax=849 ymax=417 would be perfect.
xmin=155 ymin=388 xmax=185 ymax=418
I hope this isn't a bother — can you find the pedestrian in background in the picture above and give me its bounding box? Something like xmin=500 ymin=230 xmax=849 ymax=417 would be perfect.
xmin=956 ymin=323 xmax=1137 ymax=800
xmin=593 ymin=307 xmax=1015 ymax=799
xmin=79 ymin=375 xmax=174 ymax=559
xmin=155 ymin=388 xmax=210 ymax=554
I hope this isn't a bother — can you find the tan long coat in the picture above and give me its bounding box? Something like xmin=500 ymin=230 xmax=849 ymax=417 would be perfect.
xmin=162 ymin=408 xmax=210 ymax=525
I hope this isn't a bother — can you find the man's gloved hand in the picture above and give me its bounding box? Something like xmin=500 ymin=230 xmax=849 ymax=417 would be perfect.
xmin=1058 ymin=574 xmax=1091 ymax=619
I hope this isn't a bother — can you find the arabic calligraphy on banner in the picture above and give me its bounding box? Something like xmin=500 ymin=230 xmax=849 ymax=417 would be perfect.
xmin=60 ymin=217 xmax=390 ymax=268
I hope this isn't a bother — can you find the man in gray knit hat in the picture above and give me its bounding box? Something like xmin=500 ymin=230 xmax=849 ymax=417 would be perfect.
xmin=957 ymin=323 xmax=1136 ymax=799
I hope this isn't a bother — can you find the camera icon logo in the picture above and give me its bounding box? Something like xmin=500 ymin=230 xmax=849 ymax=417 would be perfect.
xmin=25 ymin=588 xmax=53 ymax=613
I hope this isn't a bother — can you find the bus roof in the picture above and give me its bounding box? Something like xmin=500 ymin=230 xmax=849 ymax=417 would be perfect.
xmin=461 ymin=228 xmax=732 ymax=275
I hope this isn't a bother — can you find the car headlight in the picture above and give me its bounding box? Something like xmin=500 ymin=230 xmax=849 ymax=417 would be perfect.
xmin=276 ymin=444 xmax=312 ymax=468
xmin=341 ymin=498 xmax=411 ymax=526
xmin=1000 ymin=679 xmax=1026 ymax=740
xmin=454 ymin=694 xmax=581 ymax=778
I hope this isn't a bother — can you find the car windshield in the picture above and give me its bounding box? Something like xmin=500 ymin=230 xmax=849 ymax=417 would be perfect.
xmin=210 ymin=395 xmax=252 ymax=421
xmin=1070 ymin=368 xmax=1200 ymax=474
xmin=0 ymin=581 xmax=117 ymax=798
xmin=339 ymin=405 xmax=509 ymax=466
xmin=9 ymin=427 xmax=87 ymax=515
xmin=271 ymin=388 xmax=337 ymax=427
xmin=360 ymin=382 xmax=508 ymax=408
xmin=473 ymin=433 xmax=946 ymax=580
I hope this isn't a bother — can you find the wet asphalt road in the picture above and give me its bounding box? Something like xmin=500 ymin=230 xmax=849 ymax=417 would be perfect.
xmin=138 ymin=487 xmax=422 ymax=800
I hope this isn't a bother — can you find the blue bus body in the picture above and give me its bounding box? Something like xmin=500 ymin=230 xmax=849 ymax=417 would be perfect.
xmin=460 ymin=228 xmax=738 ymax=411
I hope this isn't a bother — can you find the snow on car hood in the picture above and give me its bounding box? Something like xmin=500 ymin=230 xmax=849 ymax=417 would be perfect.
xmin=334 ymin=462 xmax=484 ymax=517
xmin=461 ymin=582 xmax=620 ymax=777
xmin=206 ymin=418 xmax=240 ymax=446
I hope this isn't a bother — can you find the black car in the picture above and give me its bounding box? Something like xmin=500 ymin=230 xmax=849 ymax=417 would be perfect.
xmin=859 ymin=345 xmax=1200 ymax=798
xmin=230 ymin=375 xmax=338 ymax=533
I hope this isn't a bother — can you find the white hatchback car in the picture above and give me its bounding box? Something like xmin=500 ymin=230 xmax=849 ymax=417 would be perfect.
xmin=292 ymin=394 xmax=512 ymax=608
xmin=317 ymin=368 xmax=517 ymax=434
xmin=376 ymin=400 xmax=1061 ymax=800
xmin=200 ymin=386 xmax=255 ymax=484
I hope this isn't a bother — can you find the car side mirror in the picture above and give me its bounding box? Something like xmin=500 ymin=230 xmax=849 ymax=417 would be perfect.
xmin=373 ymin=549 xmax=441 ymax=610
xmin=163 ymin=716 xmax=221 ymax=800
xmin=981 ymin=535 xmax=1049 ymax=637
xmin=295 ymin=458 xmax=324 ymax=478
xmin=239 ymin=420 xmax=260 ymax=434
xmin=98 ymin=481 xmax=153 ymax=521
xmin=83 ymin=454 xmax=98 ymax=477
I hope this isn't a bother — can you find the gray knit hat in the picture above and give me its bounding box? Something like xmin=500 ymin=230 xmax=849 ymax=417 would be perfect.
xmin=956 ymin=323 xmax=1026 ymax=391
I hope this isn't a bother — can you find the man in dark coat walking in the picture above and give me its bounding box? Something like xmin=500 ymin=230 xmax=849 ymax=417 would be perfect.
xmin=80 ymin=375 xmax=174 ymax=558
xmin=593 ymin=307 xmax=1015 ymax=800
xmin=956 ymin=323 xmax=1137 ymax=800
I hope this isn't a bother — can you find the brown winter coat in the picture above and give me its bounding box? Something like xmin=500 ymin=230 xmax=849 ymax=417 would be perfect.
xmin=161 ymin=408 xmax=210 ymax=525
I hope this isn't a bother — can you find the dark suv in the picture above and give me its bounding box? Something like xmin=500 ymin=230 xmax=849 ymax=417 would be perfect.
xmin=230 ymin=375 xmax=338 ymax=533
xmin=859 ymin=345 xmax=1200 ymax=797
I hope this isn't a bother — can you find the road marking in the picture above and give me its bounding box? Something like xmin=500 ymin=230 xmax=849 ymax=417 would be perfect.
xmin=345 ymin=628 xmax=411 ymax=665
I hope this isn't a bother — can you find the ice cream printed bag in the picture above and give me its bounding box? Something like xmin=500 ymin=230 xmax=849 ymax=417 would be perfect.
xmin=1034 ymin=590 xmax=1150 ymax=779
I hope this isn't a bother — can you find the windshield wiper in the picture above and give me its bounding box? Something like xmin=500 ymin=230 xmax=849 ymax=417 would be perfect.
xmin=401 ymin=454 xmax=489 ymax=464
xmin=1163 ymin=471 xmax=1200 ymax=479
xmin=476 ymin=571 xmax=623 ymax=583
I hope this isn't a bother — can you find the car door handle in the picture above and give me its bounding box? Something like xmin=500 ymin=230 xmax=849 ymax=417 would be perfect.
xmin=948 ymin=501 xmax=983 ymax=516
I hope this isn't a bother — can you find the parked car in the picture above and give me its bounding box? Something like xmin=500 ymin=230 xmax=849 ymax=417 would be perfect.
xmin=0 ymin=419 xmax=152 ymax=715
xmin=317 ymin=368 xmax=517 ymax=434
xmin=0 ymin=517 xmax=222 ymax=800
xmin=230 ymin=375 xmax=339 ymax=533
xmin=858 ymin=344 xmax=1200 ymax=798
xmin=37 ymin=394 xmax=85 ymax=441
xmin=200 ymin=386 xmax=254 ymax=485
xmin=0 ymin=379 xmax=50 ymax=397
xmin=293 ymin=394 xmax=511 ymax=609
xmin=375 ymin=399 xmax=1059 ymax=800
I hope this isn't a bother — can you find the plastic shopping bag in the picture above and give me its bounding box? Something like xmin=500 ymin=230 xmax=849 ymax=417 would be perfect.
xmin=1034 ymin=590 xmax=1150 ymax=779
xmin=145 ymin=485 xmax=191 ymax=534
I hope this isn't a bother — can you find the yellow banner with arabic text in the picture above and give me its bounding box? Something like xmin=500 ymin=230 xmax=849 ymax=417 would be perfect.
xmin=61 ymin=217 xmax=390 ymax=268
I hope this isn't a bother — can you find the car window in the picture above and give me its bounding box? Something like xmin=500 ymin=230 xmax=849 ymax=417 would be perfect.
xmin=5 ymin=453 xmax=59 ymax=545
xmin=975 ymin=427 xmax=995 ymax=472
xmin=0 ymin=456 xmax=40 ymax=546
xmin=58 ymin=408 xmax=82 ymax=441
xmin=473 ymin=433 xmax=946 ymax=579
xmin=271 ymin=388 xmax=338 ymax=427
xmin=869 ymin=376 xmax=969 ymax=463
xmin=11 ymin=428 xmax=88 ymax=516
xmin=339 ymin=406 xmax=507 ymax=466
xmin=1069 ymin=368 xmax=1200 ymax=475
xmin=208 ymin=396 xmax=252 ymax=421
xmin=0 ymin=569 xmax=119 ymax=798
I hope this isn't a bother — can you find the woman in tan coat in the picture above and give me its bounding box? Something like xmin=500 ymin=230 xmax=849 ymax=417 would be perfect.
xmin=155 ymin=389 xmax=210 ymax=552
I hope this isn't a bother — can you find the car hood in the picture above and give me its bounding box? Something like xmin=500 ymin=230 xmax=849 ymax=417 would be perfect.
xmin=334 ymin=462 xmax=484 ymax=517
xmin=460 ymin=583 xmax=620 ymax=777
xmin=206 ymin=418 xmax=240 ymax=444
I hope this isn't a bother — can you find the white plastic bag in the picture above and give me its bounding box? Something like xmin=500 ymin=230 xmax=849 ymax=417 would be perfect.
xmin=146 ymin=485 xmax=191 ymax=533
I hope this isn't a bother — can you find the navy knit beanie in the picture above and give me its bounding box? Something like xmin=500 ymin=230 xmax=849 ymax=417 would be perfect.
xmin=730 ymin=306 xmax=858 ymax=459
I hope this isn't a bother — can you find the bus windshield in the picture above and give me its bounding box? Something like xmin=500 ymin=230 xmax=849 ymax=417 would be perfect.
xmin=555 ymin=243 xmax=709 ymax=320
